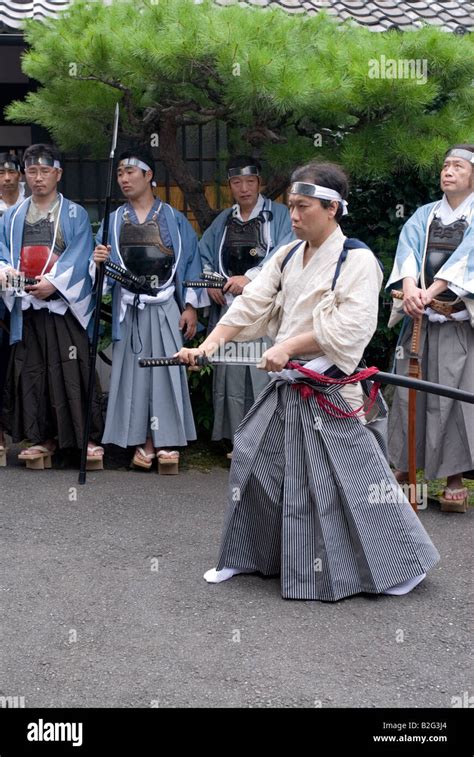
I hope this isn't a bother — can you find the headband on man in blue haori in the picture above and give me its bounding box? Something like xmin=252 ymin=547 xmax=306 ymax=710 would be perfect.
xmin=228 ymin=165 xmax=261 ymax=179
xmin=24 ymin=155 xmax=61 ymax=169
xmin=0 ymin=156 xmax=21 ymax=172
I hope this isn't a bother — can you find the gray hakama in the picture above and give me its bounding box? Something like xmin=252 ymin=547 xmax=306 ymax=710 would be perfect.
xmin=211 ymin=338 xmax=271 ymax=442
xmin=216 ymin=375 xmax=439 ymax=601
xmin=210 ymin=302 xmax=270 ymax=442
xmin=102 ymin=297 xmax=196 ymax=448
xmin=389 ymin=318 xmax=474 ymax=480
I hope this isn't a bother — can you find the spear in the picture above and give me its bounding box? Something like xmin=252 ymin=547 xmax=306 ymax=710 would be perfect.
xmin=78 ymin=103 xmax=120 ymax=485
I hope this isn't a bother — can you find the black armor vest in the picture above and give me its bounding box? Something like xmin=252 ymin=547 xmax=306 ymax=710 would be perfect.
xmin=220 ymin=210 xmax=271 ymax=278
xmin=423 ymin=215 xmax=467 ymax=301
xmin=119 ymin=209 xmax=175 ymax=287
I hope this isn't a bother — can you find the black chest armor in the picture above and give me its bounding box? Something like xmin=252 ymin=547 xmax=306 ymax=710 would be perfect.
xmin=220 ymin=210 xmax=271 ymax=278
xmin=423 ymin=215 xmax=467 ymax=301
xmin=20 ymin=215 xmax=64 ymax=281
xmin=119 ymin=209 xmax=175 ymax=287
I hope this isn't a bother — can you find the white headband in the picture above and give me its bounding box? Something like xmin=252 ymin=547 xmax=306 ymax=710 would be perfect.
xmin=445 ymin=148 xmax=474 ymax=164
xmin=228 ymin=165 xmax=260 ymax=179
xmin=118 ymin=158 xmax=153 ymax=173
xmin=25 ymin=156 xmax=61 ymax=169
xmin=0 ymin=160 xmax=20 ymax=172
xmin=290 ymin=182 xmax=348 ymax=215
xmin=118 ymin=157 xmax=157 ymax=187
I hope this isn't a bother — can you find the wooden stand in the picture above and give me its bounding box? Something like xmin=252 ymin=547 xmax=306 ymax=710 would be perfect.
xmin=0 ymin=450 xmax=6 ymax=467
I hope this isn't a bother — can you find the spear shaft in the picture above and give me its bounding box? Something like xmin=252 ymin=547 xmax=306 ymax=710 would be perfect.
xmin=78 ymin=103 xmax=120 ymax=485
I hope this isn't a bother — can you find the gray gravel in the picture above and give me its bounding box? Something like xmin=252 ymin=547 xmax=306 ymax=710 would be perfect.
xmin=0 ymin=451 xmax=471 ymax=709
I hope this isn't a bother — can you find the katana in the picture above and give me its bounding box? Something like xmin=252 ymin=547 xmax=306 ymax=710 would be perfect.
xmin=183 ymin=280 xmax=225 ymax=289
xmin=183 ymin=272 xmax=226 ymax=289
xmin=138 ymin=356 xmax=474 ymax=405
xmin=79 ymin=102 xmax=120 ymax=485
xmin=3 ymin=272 xmax=36 ymax=289
xmin=104 ymin=259 xmax=158 ymax=297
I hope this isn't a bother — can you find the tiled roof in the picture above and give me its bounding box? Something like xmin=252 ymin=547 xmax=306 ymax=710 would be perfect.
xmin=0 ymin=0 xmax=472 ymax=33
xmin=216 ymin=0 xmax=473 ymax=33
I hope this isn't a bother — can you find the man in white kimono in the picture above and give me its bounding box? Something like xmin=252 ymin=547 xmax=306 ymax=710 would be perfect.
xmin=386 ymin=144 xmax=473 ymax=513
xmin=176 ymin=161 xmax=439 ymax=602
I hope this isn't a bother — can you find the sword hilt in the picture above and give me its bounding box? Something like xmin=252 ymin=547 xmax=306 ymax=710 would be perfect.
xmin=105 ymin=264 xmax=157 ymax=297
xmin=183 ymin=280 xmax=224 ymax=289
xmin=106 ymin=260 xmax=143 ymax=286
xmin=139 ymin=356 xmax=209 ymax=367
xmin=3 ymin=272 xmax=37 ymax=289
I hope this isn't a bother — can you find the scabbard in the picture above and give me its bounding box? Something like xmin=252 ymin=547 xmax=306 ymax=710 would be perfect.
xmin=137 ymin=356 xmax=474 ymax=404
xmin=407 ymin=316 xmax=422 ymax=510
xmin=104 ymin=261 xmax=157 ymax=297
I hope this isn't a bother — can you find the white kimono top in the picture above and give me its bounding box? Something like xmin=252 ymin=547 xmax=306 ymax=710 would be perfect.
xmin=218 ymin=226 xmax=383 ymax=411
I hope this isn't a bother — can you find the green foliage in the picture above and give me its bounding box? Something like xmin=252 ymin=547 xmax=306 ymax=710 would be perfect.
xmin=7 ymin=0 xmax=473 ymax=181
xmin=7 ymin=0 xmax=471 ymax=406
xmin=343 ymin=166 xmax=441 ymax=370
xmin=186 ymin=328 xmax=214 ymax=437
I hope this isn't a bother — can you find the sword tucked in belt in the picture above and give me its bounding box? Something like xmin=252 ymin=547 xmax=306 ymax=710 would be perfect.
xmin=104 ymin=260 xmax=159 ymax=297
xmin=183 ymin=272 xmax=226 ymax=289
xmin=2 ymin=272 xmax=37 ymax=289
xmin=137 ymin=355 xmax=474 ymax=404
xmin=391 ymin=289 xmax=466 ymax=318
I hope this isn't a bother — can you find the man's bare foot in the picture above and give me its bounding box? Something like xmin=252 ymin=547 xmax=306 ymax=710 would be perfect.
xmin=132 ymin=439 xmax=155 ymax=469
xmin=20 ymin=439 xmax=56 ymax=457
xmin=443 ymin=475 xmax=467 ymax=501
xmin=87 ymin=442 xmax=104 ymax=458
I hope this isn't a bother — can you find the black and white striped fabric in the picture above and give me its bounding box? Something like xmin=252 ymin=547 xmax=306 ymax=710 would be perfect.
xmin=216 ymin=375 xmax=439 ymax=601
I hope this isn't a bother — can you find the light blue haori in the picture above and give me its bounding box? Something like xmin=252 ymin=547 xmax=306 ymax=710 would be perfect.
xmin=386 ymin=193 xmax=474 ymax=317
xmin=199 ymin=195 xmax=294 ymax=442
xmin=386 ymin=193 xmax=474 ymax=479
xmin=0 ymin=195 xmax=95 ymax=344
xmin=95 ymin=199 xmax=201 ymax=448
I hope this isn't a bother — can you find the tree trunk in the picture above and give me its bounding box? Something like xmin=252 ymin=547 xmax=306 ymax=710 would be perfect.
xmin=265 ymin=174 xmax=290 ymax=202
xmin=158 ymin=115 xmax=217 ymax=232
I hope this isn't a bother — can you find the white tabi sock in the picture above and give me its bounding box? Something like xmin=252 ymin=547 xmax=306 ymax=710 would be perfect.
xmin=383 ymin=573 xmax=426 ymax=596
xmin=203 ymin=567 xmax=251 ymax=584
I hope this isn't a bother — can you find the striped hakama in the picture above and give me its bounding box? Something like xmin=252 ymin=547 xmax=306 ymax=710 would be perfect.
xmin=211 ymin=337 xmax=271 ymax=442
xmin=208 ymin=301 xmax=270 ymax=442
xmin=389 ymin=318 xmax=474 ymax=480
xmin=102 ymin=297 xmax=196 ymax=448
xmin=216 ymin=375 xmax=439 ymax=601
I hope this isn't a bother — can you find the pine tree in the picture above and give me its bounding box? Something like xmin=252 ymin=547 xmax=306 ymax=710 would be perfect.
xmin=7 ymin=0 xmax=473 ymax=230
